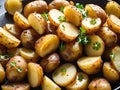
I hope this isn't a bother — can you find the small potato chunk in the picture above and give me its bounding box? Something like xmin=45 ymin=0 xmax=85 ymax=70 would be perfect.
xmin=20 ymin=29 xmax=39 ymax=49
xmin=13 ymin=11 xmax=30 ymax=30
xmin=28 ymin=13 xmax=47 ymax=35
xmin=52 ymin=63 xmax=77 ymax=87
xmin=66 ymin=72 xmax=89 ymax=90
xmin=6 ymin=56 xmax=27 ymax=82
xmin=48 ymin=9 xmax=65 ymax=26
xmin=3 ymin=24 xmax=22 ymax=39
xmin=64 ymin=5 xmax=82 ymax=26
xmin=27 ymin=62 xmax=43 ymax=88
xmin=40 ymin=53 xmax=60 ymax=73
xmin=0 ymin=27 xmax=20 ymax=48
xmin=103 ymin=62 xmax=119 ymax=82
xmin=48 ymin=0 xmax=70 ymax=10
xmin=0 ymin=63 xmax=5 ymax=83
xmin=59 ymin=41 xmax=83 ymax=62
xmin=41 ymin=75 xmax=61 ymax=90
xmin=35 ymin=34 xmax=60 ymax=57
xmin=19 ymin=47 xmax=39 ymax=63
xmin=105 ymin=1 xmax=120 ymax=18
xmin=85 ymin=35 xmax=105 ymax=56
xmin=97 ymin=26 xmax=117 ymax=47
xmin=1 ymin=83 xmax=30 ymax=90
xmin=107 ymin=14 xmax=120 ymax=33
xmin=88 ymin=78 xmax=111 ymax=90
xmin=85 ymin=4 xmax=107 ymax=24
xmin=110 ymin=46 xmax=120 ymax=73
xmin=57 ymin=22 xmax=79 ymax=42
xmin=24 ymin=0 xmax=48 ymax=17
xmin=77 ymin=56 xmax=103 ymax=74
xmin=81 ymin=17 xmax=101 ymax=34
xmin=4 ymin=0 xmax=23 ymax=15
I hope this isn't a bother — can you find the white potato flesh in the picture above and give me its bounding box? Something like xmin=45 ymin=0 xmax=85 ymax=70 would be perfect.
xmin=52 ymin=63 xmax=77 ymax=87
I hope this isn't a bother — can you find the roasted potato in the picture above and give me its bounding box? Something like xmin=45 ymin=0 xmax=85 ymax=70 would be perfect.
xmin=48 ymin=0 xmax=70 ymax=10
xmin=66 ymin=72 xmax=89 ymax=90
xmin=81 ymin=17 xmax=101 ymax=34
xmin=1 ymin=83 xmax=30 ymax=90
xmin=0 ymin=63 xmax=5 ymax=83
xmin=28 ymin=13 xmax=47 ymax=35
xmin=59 ymin=41 xmax=83 ymax=62
xmin=6 ymin=56 xmax=27 ymax=82
xmin=35 ymin=34 xmax=60 ymax=57
xmin=57 ymin=22 xmax=79 ymax=42
xmin=107 ymin=14 xmax=120 ymax=34
xmin=85 ymin=35 xmax=105 ymax=56
xmin=20 ymin=28 xmax=39 ymax=49
xmin=64 ymin=5 xmax=82 ymax=26
xmin=88 ymin=78 xmax=111 ymax=90
xmin=103 ymin=62 xmax=119 ymax=82
xmin=77 ymin=56 xmax=103 ymax=74
xmin=4 ymin=0 xmax=23 ymax=15
xmin=27 ymin=62 xmax=43 ymax=88
xmin=52 ymin=63 xmax=77 ymax=87
xmin=40 ymin=53 xmax=60 ymax=73
xmin=105 ymin=1 xmax=120 ymax=18
xmin=24 ymin=0 xmax=48 ymax=17
xmin=85 ymin=4 xmax=107 ymax=24
xmin=41 ymin=75 xmax=61 ymax=90
xmin=97 ymin=26 xmax=117 ymax=47
xmin=0 ymin=27 xmax=21 ymax=48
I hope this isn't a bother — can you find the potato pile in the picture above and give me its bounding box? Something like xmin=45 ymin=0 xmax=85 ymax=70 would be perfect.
xmin=0 ymin=0 xmax=120 ymax=90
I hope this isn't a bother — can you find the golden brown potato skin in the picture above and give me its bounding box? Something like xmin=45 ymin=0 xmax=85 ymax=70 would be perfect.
xmin=88 ymin=78 xmax=111 ymax=90
xmin=40 ymin=53 xmax=60 ymax=73
xmin=20 ymin=29 xmax=39 ymax=49
xmin=6 ymin=56 xmax=27 ymax=82
xmin=24 ymin=0 xmax=48 ymax=17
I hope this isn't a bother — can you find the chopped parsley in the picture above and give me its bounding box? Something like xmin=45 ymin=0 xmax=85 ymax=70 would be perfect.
xmin=17 ymin=67 xmax=23 ymax=73
xmin=90 ymin=19 xmax=96 ymax=25
xmin=58 ymin=16 xmax=66 ymax=22
xmin=10 ymin=62 xmax=16 ymax=67
xmin=75 ymin=3 xmax=88 ymax=18
xmin=62 ymin=24 xmax=65 ymax=30
xmin=78 ymin=74 xmax=83 ymax=81
xmin=109 ymin=53 xmax=115 ymax=59
xmin=93 ymin=42 xmax=101 ymax=50
xmin=61 ymin=68 xmax=66 ymax=75
xmin=0 ymin=54 xmax=12 ymax=60
xmin=77 ymin=27 xmax=91 ymax=45
xmin=60 ymin=7 xmax=64 ymax=12
xmin=41 ymin=12 xmax=48 ymax=21
xmin=59 ymin=41 xmax=66 ymax=50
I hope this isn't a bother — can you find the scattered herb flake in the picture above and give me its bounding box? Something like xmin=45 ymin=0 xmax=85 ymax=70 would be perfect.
xmin=62 ymin=24 xmax=65 ymax=30
xmin=41 ymin=12 xmax=48 ymax=21
xmin=90 ymin=19 xmax=96 ymax=25
xmin=17 ymin=67 xmax=23 ymax=73
xmin=61 ymin=68 xmax=66 ymax=75
xmin=53 ymin=71 xmax=58 ymax=76
xmin=60 ymin=7 xmax=64 ymax=12
xmin=109 ymin=53 xmax=115 ymax=59
xmin=93 ymin=42 xmax=101 ymax=50
xmin=58 ymin=16 xmax=66 ymax=22
xmin=78 ymin=74 xmax=83 ymax=81
xmin=0 ymin=54 xmax=12 ymax=60
xmin=10 ymin=62 xmax=16 ymax=67
xmin=59 ymin=41 xmax=66 ymax=50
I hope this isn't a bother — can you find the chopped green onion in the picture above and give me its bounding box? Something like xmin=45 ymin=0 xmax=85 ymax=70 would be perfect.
xmin=17 ymin=67 xmax=23 ymax=73
xmin=10 ymin=62 xmax=16 ymax=67
xmin=60 ymin=7 xmax=64 ymax=12
xmin=61 ymin=68 xmax=66 ymax=75
xmin=90 ymin=19 xmax=96 ymax=25
xmin=59 ymin=41 xmax=66 ymax=50
xmin=41 ymin=12 xmax=48 ymax=21
xmin=62 ymin=24 xmax=65 ymax=30
xmin=58 ymin=16 xmax=66 ymax=22
xmin=78 ymin=74 xmax=83 ymax=81
xmin=93 ymin=42 xmax=101 ymax=50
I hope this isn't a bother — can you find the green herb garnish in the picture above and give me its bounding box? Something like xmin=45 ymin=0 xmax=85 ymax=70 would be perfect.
xmin=58 ymin=16 xmax=66 ymax=22
xmin=10 ymin=62 xmax=16 ymax=67
xmin=17 ymin=67 xmax=23 ymax=73
xmin=0 ymin=54 xmax=12 ymax=60
xmin=77 ymin=27 xmax=91 ymax=45
xmin=90 ymin=19 xmax=96 ymax=25
xmin=61 ymin=68 xmax=66 ymax=75
xmin=93 ymin=42 xmax=101 ymax=50
xmin=60 ymin=7 xmax=64 ymax=12
xmin=59 ymin=41 xmax=66 ymax=50
xmin=109 ymin=53 xmax=115 ymax=59
xmin=41 ymin=12 xmax=48 ymax=21
xmin=62 ymin=24 xmax=65 ymax=30
xmin=78 ymin=74 xmax=83 ymax=81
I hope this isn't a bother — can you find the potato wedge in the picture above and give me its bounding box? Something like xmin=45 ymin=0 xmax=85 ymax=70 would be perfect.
xmin=57 ymin=22 xmax=79 ymax=42
xmin=19 ymin=47 xmax=39 ymax=63
xmin=35 ymin=34 xmax=60 ymax=57
xmin=85 ymin=4 xmax=107 ymax=24
xmin=0 ymin=27 xmax=20 ymax=48
xmin=107 ymin=14 xmax=120 ymax=33
xmin=66 ymin=72 xmax=89 ymax=90
xmin=110 ymin=46 xmax=120 ymax=73
xmin=28 ymin=13 xmax=47 ymax=35
xmin=64 ymin=5 xmax=82 ymax=26
xmin=77 ymin=56 xmax=103 ymax=74
xmin=85 ymin=35 xmax=105 ymax=56
xmin=81 ymin=17 xmax=101 ymax=34
xmin=0 ymin=63 xmax=5 ymax=83
xmin=105 ymin=1 xmax=120 ymax=18
xmin=24 ymin=0 xmax=48 ymax=17
xmin=13 ymin=11 xmax=30 ymax=30
xmin=1 ymin=83 xmax=30 ymax=90
xmin=52 ymin=63 xmax=77 ymax=87
xmin=41 ymin=75 xmax=61 ymax=90
xmin=4 ymin=0 xmax=23 ymax=15
xmin=48 ymin=9 xmax=65 ymax=26
xmin=103 ymin=62 xmax=119 ymax=82
xmin=27 ymin=62 xmax=43 ymax=88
